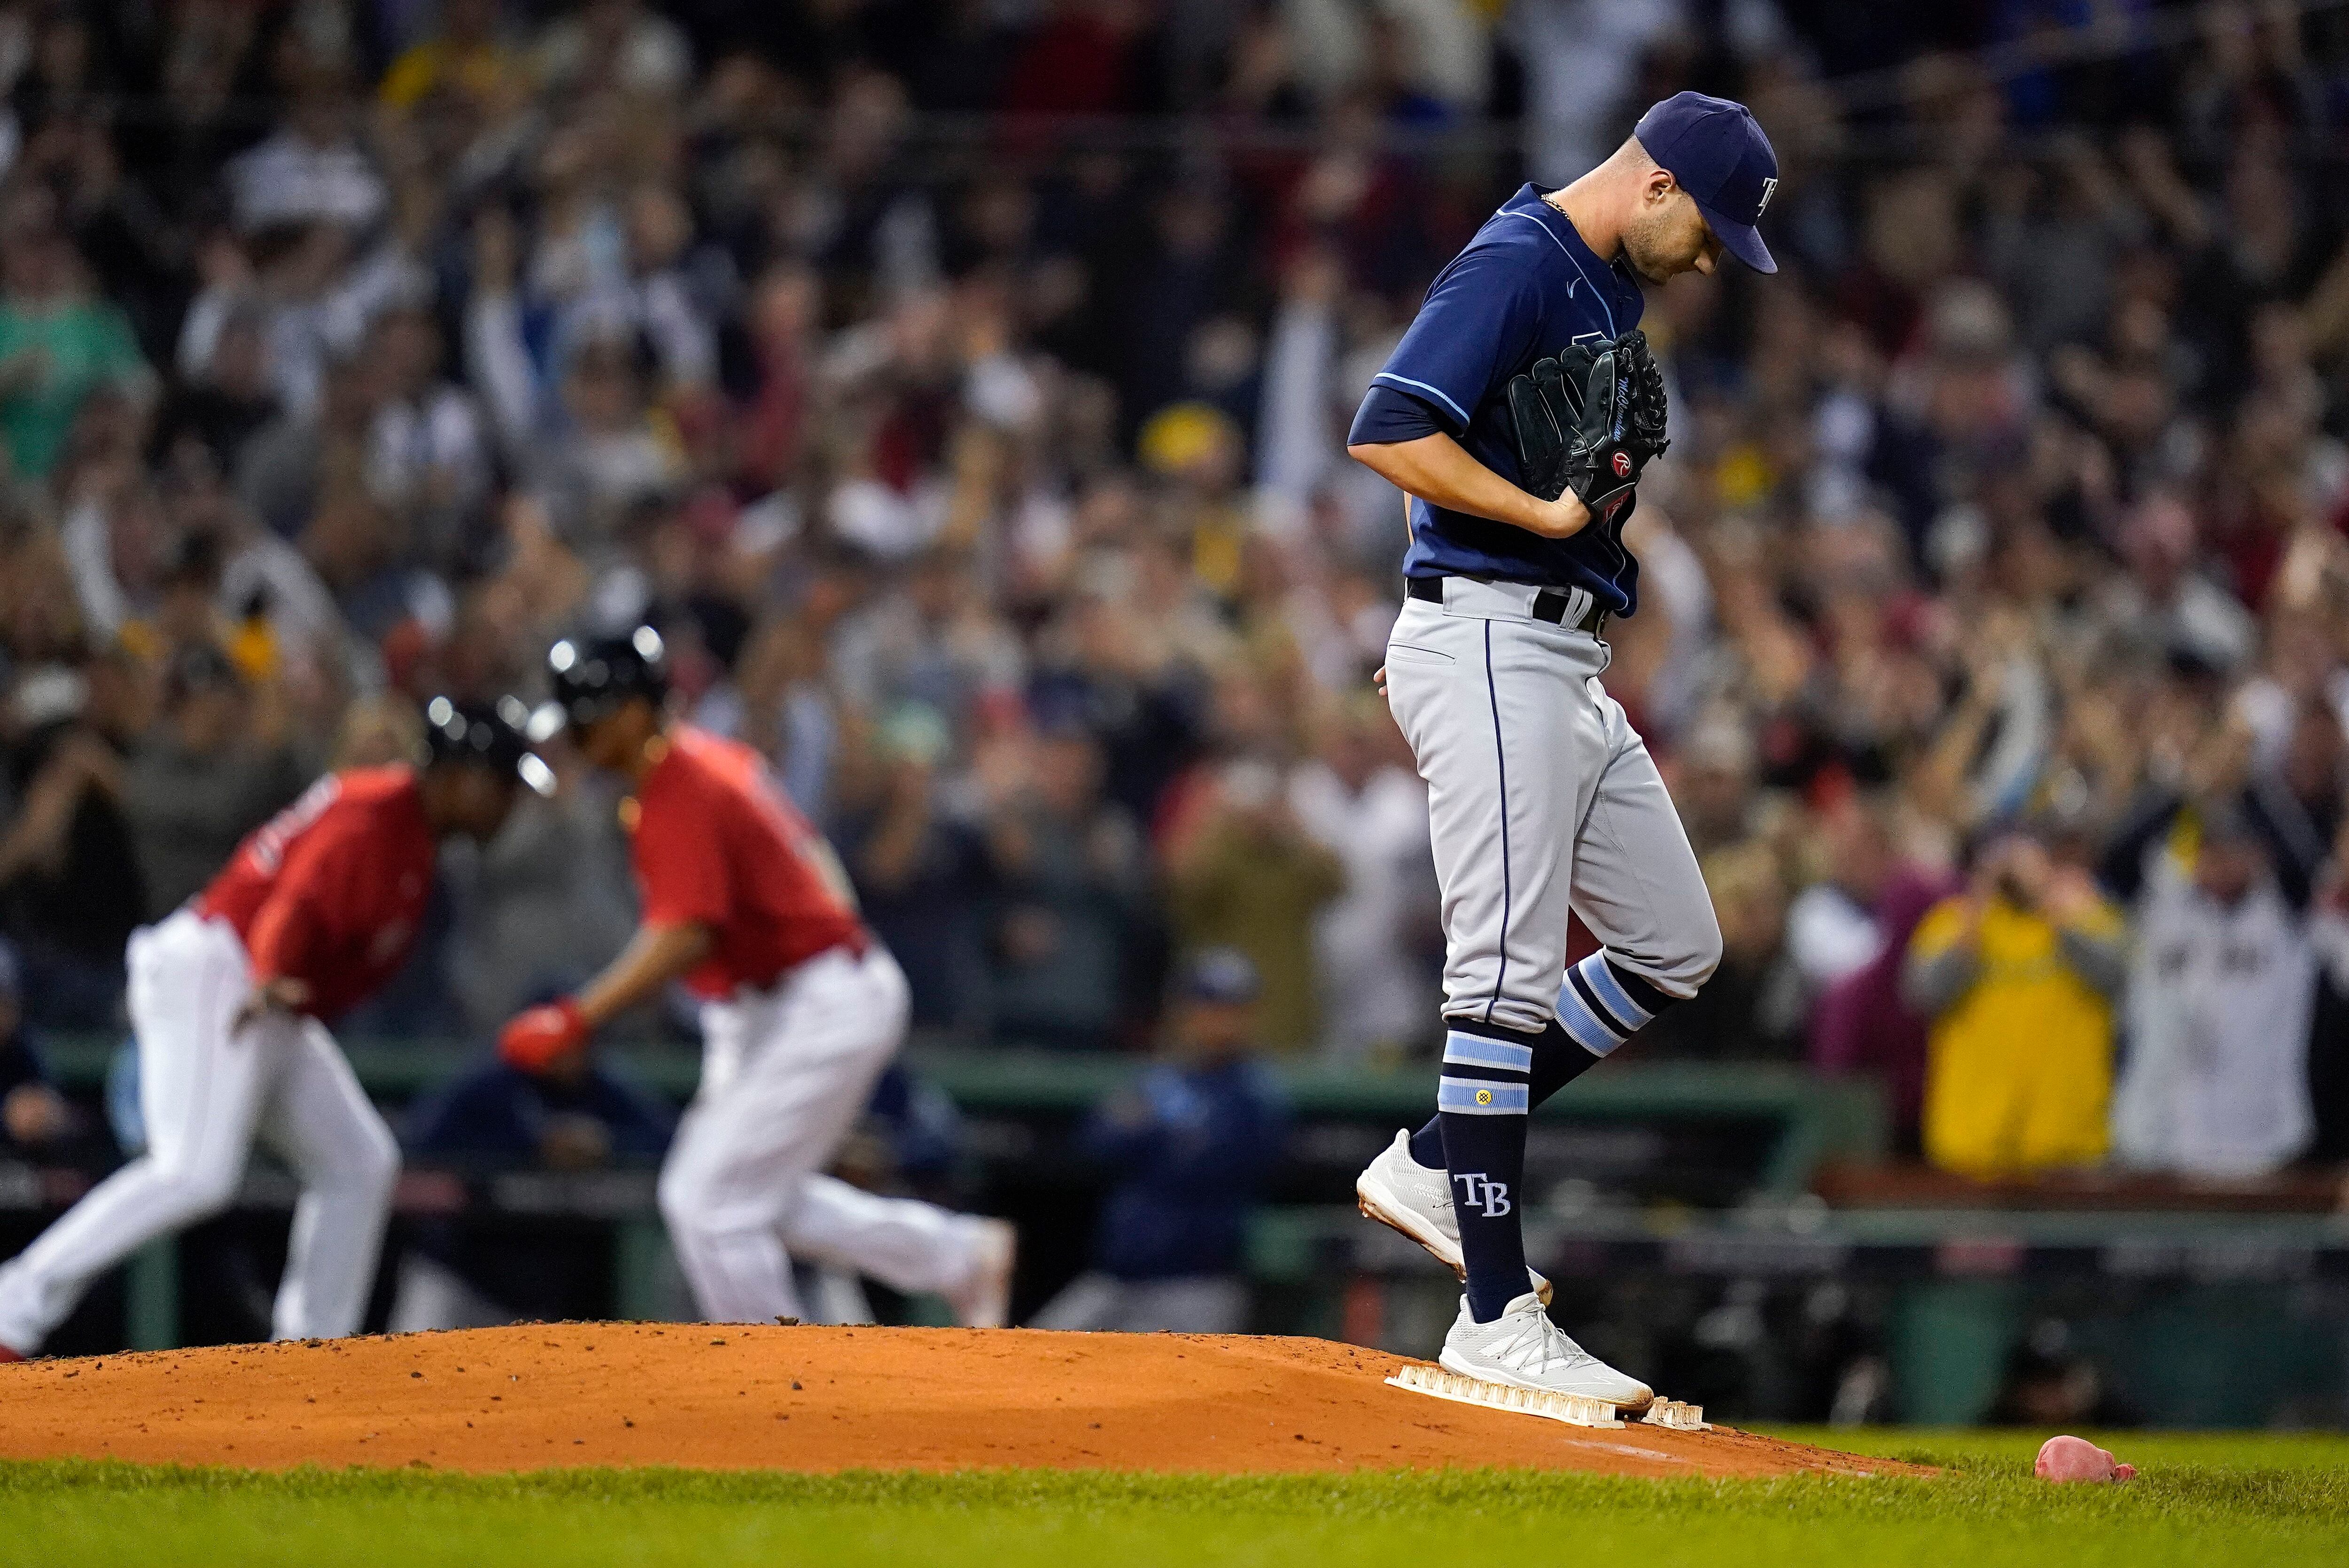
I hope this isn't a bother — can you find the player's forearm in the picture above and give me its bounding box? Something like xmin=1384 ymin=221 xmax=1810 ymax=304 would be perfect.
xmin=575 ymin=921 xmax=713 ymax=1028
xmin=1346 ymin=433 xmax=1589 ymax=540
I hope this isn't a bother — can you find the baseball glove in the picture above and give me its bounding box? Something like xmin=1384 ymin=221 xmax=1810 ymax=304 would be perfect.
xmin=1615 ymin=328 xmax=1671 ymax=471
xmin=1505 ymin=345 xmax=1639 ymax=526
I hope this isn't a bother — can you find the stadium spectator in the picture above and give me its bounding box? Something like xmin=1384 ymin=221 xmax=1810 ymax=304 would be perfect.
xmin=2110 ymin=803 xmax=2316 ymax=1177
xmin=224 ymin=67 xmax=387 ymax=237
xmin=121 ymin=644 xmax=303 ymax=919
xmin=0 ymin=642 xmax=149 ymax=1029
xmin=834 ymin=702 xmax=995 ymax=1033
xmin=1287 ymin=692 xmax=1439 ymax=1058
xmin=1905 ymin=830 xmax=2130 ymax=1177
xmin=0 ymin=189 xmax=150 ymax=485
xmin=1810 ymin=859 xmax=1960 ymax=1153
xmin=1030 ymin=948 xmax=1287 ymax=1334
xmin=1168 ymin=757 xmax=1346 ymax=1052
xmin=977 ymin=721 xmax=1153 ymax=1049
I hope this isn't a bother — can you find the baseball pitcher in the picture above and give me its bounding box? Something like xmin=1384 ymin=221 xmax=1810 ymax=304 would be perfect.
xmin=1344 ymin=93 xmax=1780 ymax=1407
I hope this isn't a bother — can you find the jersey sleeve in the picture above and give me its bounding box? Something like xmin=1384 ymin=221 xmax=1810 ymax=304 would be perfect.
xmin=632 ymin=783 xmax=732 ymax=931
xmin=1361 ymin=246 xmax=1546 ymax=438
xmin=1346 ymin=382 xmax=1445 ymax=446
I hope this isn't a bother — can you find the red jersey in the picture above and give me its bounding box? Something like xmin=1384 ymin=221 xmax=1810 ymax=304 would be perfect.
xmin=630 ymin=726 xmax=865 ymax=997
xmin=194 ymin=766 xmax=437 ymax=1022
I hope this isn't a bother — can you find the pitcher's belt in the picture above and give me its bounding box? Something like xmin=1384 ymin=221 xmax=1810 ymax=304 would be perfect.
xmin=1405 ymin=575 xmax=1608 ymax=635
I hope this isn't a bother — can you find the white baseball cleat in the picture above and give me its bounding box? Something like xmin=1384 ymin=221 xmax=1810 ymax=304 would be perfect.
xmin=1355 ymin=1129 xmax=1553 ymax=1305
xmin=1438 ymin=1291 xmax=1653 ymax=1413
xmin=948 ymin=1218 xmax=1019 ymax=1328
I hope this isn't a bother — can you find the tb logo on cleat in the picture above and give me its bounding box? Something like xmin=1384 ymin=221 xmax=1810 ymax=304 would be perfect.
xmin=1452 ymin=1173 xmax=1512 ymax=1216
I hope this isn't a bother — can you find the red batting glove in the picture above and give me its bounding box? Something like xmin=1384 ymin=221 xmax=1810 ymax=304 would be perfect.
xmin=499 ymin=997 xmax=589 ymax=1072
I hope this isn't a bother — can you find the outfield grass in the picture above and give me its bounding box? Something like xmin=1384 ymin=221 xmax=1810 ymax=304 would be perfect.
xmin=1 ymin=1431 xmax=2342 ymax=1568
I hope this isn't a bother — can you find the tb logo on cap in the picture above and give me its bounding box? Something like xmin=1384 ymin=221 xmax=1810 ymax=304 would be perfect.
xmin=1756 ymin=176 xmax=1779 ymax=217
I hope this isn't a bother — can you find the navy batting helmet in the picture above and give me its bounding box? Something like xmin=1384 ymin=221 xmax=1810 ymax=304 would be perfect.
xmin=423 ymin=695 xmax=548 ymax=793
xmin=545 ymin=626 xmax=669 ymax=732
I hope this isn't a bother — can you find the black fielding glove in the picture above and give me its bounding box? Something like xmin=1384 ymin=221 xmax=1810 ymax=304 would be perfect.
xmin=1615 ymin=328 xmax=1671 ymax=474
xmin=1558 ymin=346 xmax=1637 ymax=525
xmin=1505 ymin=344 xmax=1598 ymax=503
xmin=1506 ymin=357 xmax=1572 ymax=503
xmin=1507 ymin=343 xmax=1639 ymax=528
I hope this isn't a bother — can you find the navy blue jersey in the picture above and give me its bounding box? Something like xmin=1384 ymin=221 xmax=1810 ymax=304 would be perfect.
xmin=1349 ymin=185 xmax=1647 ymax=611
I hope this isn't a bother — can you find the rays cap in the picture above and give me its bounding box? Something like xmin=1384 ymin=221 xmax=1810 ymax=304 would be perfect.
xmin=1633 ymin=91 xmax=1780 ymax=274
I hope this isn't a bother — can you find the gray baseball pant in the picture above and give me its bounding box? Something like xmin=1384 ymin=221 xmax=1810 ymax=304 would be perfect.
xmin=1384 ymin=577 xmax=1720 ymax=1038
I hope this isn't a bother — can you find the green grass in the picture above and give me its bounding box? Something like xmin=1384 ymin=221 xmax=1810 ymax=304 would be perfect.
xmin=1 ymin=1431 xmax=2342 ymax=1568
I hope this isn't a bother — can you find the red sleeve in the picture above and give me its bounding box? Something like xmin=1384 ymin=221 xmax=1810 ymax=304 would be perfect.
xmin=243 ymin=811 xmax=365 ymax=986
xmin=632 ymin=779 xmax=731 ymax=931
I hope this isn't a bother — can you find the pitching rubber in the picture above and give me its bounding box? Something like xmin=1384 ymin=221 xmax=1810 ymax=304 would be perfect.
xmin=1385 ymin=1363 xmax=1709 ymax=1431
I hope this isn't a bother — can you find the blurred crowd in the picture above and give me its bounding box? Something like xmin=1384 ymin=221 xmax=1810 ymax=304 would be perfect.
xmin=5 ymin=0 xmax=2349 ymax=1196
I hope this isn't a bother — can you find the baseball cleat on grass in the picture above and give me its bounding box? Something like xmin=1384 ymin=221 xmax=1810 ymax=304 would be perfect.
xmin=948 ymin=1218 xmax=1019 ymax=1328
xmin=1355 ymin=1129 xmax=1554 ymax=1306
xmin=1438 ymin=1291 xmax=1652 ymax=1413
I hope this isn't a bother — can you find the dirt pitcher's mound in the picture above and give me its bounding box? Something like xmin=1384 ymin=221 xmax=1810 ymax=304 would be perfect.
xmin=0 ymin=1324 xmax=1913 ymax=1478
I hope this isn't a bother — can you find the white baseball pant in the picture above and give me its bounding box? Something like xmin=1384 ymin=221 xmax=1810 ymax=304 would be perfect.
xmin=1384 ymin=578 xmax=1721 ymax=1035
xmin=0 ymin=909 xmax=399 ymax=1352
xmin=656 ymin=944 xmax=992 ymax=1324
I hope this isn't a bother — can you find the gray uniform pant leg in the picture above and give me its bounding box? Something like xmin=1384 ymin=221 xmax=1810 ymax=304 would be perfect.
xmin=1385 ymin=589 xmax=1719 ymax=1037
xmin=1567 ymin=678 xmax=1722 ymax=1001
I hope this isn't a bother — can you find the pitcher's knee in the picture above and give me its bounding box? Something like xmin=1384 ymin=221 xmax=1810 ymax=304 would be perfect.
xmin=1618 ymin=910 xmax=1722 ymax=1001
xmin=1677 ymin=908 xmax=1725 ymax=995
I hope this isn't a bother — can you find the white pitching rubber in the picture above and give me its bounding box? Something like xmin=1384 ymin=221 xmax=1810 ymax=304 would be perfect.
xmin=1385 ymin=1366 xmax=1711 ymax=1432
xmin=1636 ymin=1398 xmax=1710 ymax=1431
xmin=1385 ymin=1365 xmax=1626 ymax=1428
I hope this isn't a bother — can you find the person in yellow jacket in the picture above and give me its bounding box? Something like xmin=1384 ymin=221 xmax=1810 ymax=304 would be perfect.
xmin=1903 ymin=831 xmax=2130 ymax=1177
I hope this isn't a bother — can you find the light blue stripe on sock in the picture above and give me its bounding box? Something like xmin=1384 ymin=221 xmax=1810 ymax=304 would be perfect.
xmin=1443 ymin=1031 xmax=1533 ymax=1072
xmin=1579 ymin=955 xmax=1651 ymax=1030
xmin=1554 ymin=982 xmax=1626 ymax=1057
xmin=1438 ymin=1077 xmax=1529 ymax=1115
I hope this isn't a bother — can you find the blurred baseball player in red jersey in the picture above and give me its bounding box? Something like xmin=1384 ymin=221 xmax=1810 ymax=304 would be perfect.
xmin=0 ymin=699 xmax=537 ymax=1358
xmin=499 ymin=628 xmax=1016 ymax=1327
